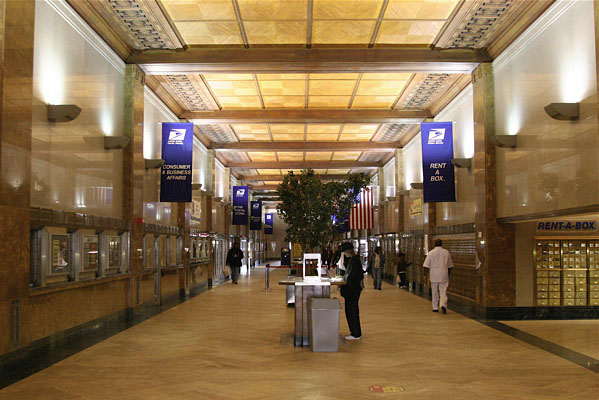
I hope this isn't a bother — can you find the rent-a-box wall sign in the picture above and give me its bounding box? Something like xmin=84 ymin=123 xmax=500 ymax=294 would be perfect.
xmin=536 ymin=220 xmax=598 ymax=232
xmin=420 ymin=122 xmax=456 ymax=203
xmin=232 ymin=186 xmax=249 ymax=225
xmin=160 ymin=122 xmax=193 ymax=202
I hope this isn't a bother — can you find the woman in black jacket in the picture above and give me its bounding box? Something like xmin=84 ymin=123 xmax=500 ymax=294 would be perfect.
xmin=339 ymin=242 xmax=363 ymax=340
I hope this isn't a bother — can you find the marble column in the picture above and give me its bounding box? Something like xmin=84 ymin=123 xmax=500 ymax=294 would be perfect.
xmin=472 ymin=63 xmax=516 ymax=307
xmin=0 ymin=0 xmax=35 ymax=354
xmin=177 ymin=203 xmax=190 ymax=294
xmin=394 ymin=149 xmax=405 ymax=233
xmin=595 ymin=1 xmax=599 ymax=128
xmin=122 ymin=64 xmax=145 ymax=308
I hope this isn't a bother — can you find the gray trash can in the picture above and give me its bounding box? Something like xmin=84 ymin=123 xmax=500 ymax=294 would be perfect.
xmin=308 ymin=297 xmax=340 ymax=352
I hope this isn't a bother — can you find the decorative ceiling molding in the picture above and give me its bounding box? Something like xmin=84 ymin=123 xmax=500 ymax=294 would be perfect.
xmin=396 ymin=74 xmax=452 ymax=110
xmin=165 ymin=75 xmax=218 ymax=111
xmin=373 ymin=124 xmax=413 ymax=142
xmin=199 ymin=125 xmax=238 ymax=144
xmin=358 ymin=152 xmax=386 ymax=163
xmin=442 ymin=0 xmax=517 ymax=49
xmin=96 ymin=0 xmax=182 ymax=50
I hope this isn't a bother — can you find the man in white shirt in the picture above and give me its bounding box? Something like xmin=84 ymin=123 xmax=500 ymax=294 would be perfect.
xmin=423 ymin=239 xmax=453 ymax=314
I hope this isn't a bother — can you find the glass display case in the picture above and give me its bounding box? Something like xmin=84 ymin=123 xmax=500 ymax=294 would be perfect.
xmin=534 ymin=237 xmax=598 ymax=306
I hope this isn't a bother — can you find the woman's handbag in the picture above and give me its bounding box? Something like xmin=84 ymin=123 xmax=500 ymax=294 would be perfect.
xmin=224 ymin=265 xmax=232 ymax=277
xmin=396 ymin=274 xmax=401 ymax=285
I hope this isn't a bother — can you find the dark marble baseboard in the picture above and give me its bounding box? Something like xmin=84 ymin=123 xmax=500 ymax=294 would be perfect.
xmin=383 ymin=277 xmax=599 ymax=320
xmin=0 ymin=282 xmax=212 ymax=390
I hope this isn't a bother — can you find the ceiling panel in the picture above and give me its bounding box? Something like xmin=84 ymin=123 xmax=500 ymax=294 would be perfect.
xmin=263 ymin=96 xmax=305 ymax=108
xmin=257 ymin=74 xmax=306 ymax=80
xmin=305 ymin=152 xmax=333 ymax=161
xmin=257 ymin=169 xmax=281 ymax=175
xmin=217 ymin=96 xmax=262 ymax=108
xmin=352 ymin=95 xmax=397 ymax=109
xmin=309 ymin=73 xmax=360 ymax=80
xmin=338 ymin=133 xmax=375 ymax=141
xmin=244 ymin=21 xmax=306 ymax=44
xmin=309 ymin=79 xmax=356 ymax=96
xmin=276 ymin=153 xmax=304 ymax=162
xmin=263 ymin=181 xmax=283 ymax=185
xmin=313 ymin=0 xmax=384 ymax=19
xmin=204 ymin=74 xmax=254 ymax=81
xmin=356 ymin=79 xmax=408 ymax=96
xmin=238 ymin=0 xmax=308 ymax=20
xmin=231 ymin=124 xmax=269 ymax=134
xmin=271 ymin=133 xmax=305 ymax=141
xmin=306 ymin=134 xmax=339 ymax=141
xmin=162 ymin=0 xmax=237 ymax=20
xmin=308 ymin=96 xmax=351 ymax=108
xmin=307 ymin=124 xmax=342 ymax=134
xmin=342 ymin=124 xmax=380 ymax=134
xmin=376 ymin=20 xmax=445 ymax=45
xmin=258 ymin=79 xmax=305 ymax=96
xmin=313 ymin=20 xmax=376 ymax=44
xmin=332 ymin=151 xmax=362 ymax=161
xmin=205 ymin=80 xmax=258 ymax=97
xmin=175 ymin=22 xmax=242 ymax=45
xmin=384 ymin=0 xmax=459 ymax=20
xmin=270 ymin=124 xmax=305 ymax=133
xmin=326 ymin=169 xmax=351 ymax=174
xmin=236 ymin=133 xmax=271 ymax=141
xmin=248 ymin=152 xmax=278 ymax=161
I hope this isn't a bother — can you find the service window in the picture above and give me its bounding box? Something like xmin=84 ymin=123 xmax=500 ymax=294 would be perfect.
xmin=51 ymin=234 xmax=70 ymax=275
xmin=39 ymin=227 xmax=72 ymax=286
xmin=83 ymin=235 xmax=99 ymax=272
xmin=108 ymin=236 xmax=121 ymax=269
xmin=144 ymin=234 xmax=155 ymax=270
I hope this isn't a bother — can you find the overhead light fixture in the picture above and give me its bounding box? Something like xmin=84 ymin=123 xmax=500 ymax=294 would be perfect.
xmin=144 ymin=158 xmax=164 ymax=169
xmin=104 ymin=136 xmax=131 ymax=150
xmin=451 ymin=158 xmax=472 ymax=168
xmin=397 ymin=189 xmax=410 ymax=196
xmin=410 ymin=182 xmax=423 ymax=190
xmin=47 ymin=104 xmax=81 ymax=122
xmin=544 ymin=102 xmax=579 ymax=121
xmin=492 ymin=135 xmax=517 ymax=148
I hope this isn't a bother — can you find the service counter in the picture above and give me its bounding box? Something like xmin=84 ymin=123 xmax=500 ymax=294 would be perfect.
xmin=279 ymin=277 xmax=345 ymax=347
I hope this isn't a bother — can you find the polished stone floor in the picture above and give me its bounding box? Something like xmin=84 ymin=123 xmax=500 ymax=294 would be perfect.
xmin=1 ymin=267 xmax=597 ymax=399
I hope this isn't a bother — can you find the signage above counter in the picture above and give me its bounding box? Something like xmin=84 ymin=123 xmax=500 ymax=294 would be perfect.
xmin=536 ymin=220 xmax=597 ymax=232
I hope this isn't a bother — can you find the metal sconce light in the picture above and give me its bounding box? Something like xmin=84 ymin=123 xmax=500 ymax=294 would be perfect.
xmin=451 ymin=158 xmax=472 ymax=168
xmin=410 ymin=182 xmax=423 ymax=190
xmin=47 ymin=104 xmax=81 ymax=122
xmin=492 ymin=135 xmax=517 ymax=148
xmin=397 ymin=189 xmax=410 ymax=196
xmin=191 ymin=183 xmax=203 ymax=191
xmin=544 ymin=102 xmax=579 ymax=121
xmin=104 ymin=136 xmax=131 ymax=150
xmin=144 ymin=159 xmax=164 ymax=169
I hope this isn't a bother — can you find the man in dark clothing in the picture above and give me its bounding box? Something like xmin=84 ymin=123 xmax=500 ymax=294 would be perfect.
xmin=226 ymin=241 xmax=244 ymax=284
xmin=396 ymin=252 xmax=411 ymax=289
xmin=339 ymin=242 xmax=363 ymax=340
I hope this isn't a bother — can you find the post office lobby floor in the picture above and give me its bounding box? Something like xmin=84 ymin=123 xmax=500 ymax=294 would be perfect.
xmin=1 ymin=268 xmax=597 ymax=400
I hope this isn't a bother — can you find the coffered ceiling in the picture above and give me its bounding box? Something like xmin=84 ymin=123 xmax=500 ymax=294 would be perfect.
xmin=66 ymin=0 xmax=554 ymax=188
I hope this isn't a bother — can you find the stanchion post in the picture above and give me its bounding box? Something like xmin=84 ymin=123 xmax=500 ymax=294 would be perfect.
xmin=264 ymin=263 xmax=270 ymax=291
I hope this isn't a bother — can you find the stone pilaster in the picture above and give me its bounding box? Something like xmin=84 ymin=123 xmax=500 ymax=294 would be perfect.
xmin=472 ymin=63 xmax=516 ymax=308
xmin=394 ymin=148 xmax=405 ymax=233
xmin=0 ymin=0 xmax=35 ymax=354
xmin=122 ymin=64 xmax=145 ymax=307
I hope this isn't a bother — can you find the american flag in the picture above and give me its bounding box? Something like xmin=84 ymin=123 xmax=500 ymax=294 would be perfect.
xmin=349 ymin=187 xmax=374 ymax=230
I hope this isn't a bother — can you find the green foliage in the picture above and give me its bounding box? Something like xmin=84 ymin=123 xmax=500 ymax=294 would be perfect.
xmin=276 ymin=169 xmax=370 ymax=251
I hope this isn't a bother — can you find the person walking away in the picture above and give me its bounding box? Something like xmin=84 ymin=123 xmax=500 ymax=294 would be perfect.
xmin=368 ymin=246 xmax=385 ymax=290
xmin=339 ymin=242 xmax=363 ymax=340
xmin=396 ymin=252 xmax=411 ymax=289
xmin=226 ymin=241 xmax=244 ymax=284
xmin=423 ymin=239 xmax=453 ymax=313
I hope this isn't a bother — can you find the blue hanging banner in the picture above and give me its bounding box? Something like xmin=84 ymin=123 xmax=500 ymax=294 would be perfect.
xmin=250 ymin=200 xmax=262 ymax=231
xmin=264 ymin=213 xmax=273 ymax=234
xmin=160 ymin=122 xmax=194 ymax=202
xmin=232 ymin=186 xmax=249 ymax=225
xmin=420 ymin=122 xmax=456 ymax=203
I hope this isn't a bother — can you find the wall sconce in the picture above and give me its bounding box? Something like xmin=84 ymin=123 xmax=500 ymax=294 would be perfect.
xmin=410 ymin=182 xmax=423 ymax=190
xmin=544 ymin=102 xmax=579 ymax=121
xmin=451 ymin=158 xmax=472 ymax=168
xmin=47 ymin=104 xmax=81 ymax=122
xmin=397 ymin=189 xmax=410 ymax=196
xmin=191 ymin=183 xmax=203 ymax=191
xmin=144 ymin=159 xmax=164 ymax=169
xmin=492 ymin=135 xmax=517 ymax=148
xmin=104 ymin=136 xmax=131 ymax=150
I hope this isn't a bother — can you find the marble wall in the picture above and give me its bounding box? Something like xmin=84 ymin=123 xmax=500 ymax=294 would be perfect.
xmin=494 ymin=0 xmax=599 ymax=218
xmin=30 ymin=0 xmax=125 ymax=218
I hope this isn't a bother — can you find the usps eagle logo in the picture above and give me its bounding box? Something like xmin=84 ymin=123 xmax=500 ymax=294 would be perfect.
xmin=252 ymin=203 xmax=260 ymax=209
xmin=235 ymin=188 xmax=246 ymax=197
xmin=427 ymin=128 xmax=445 ymax=145
xmin=167 ymin=128 xmax=187 ymax=145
